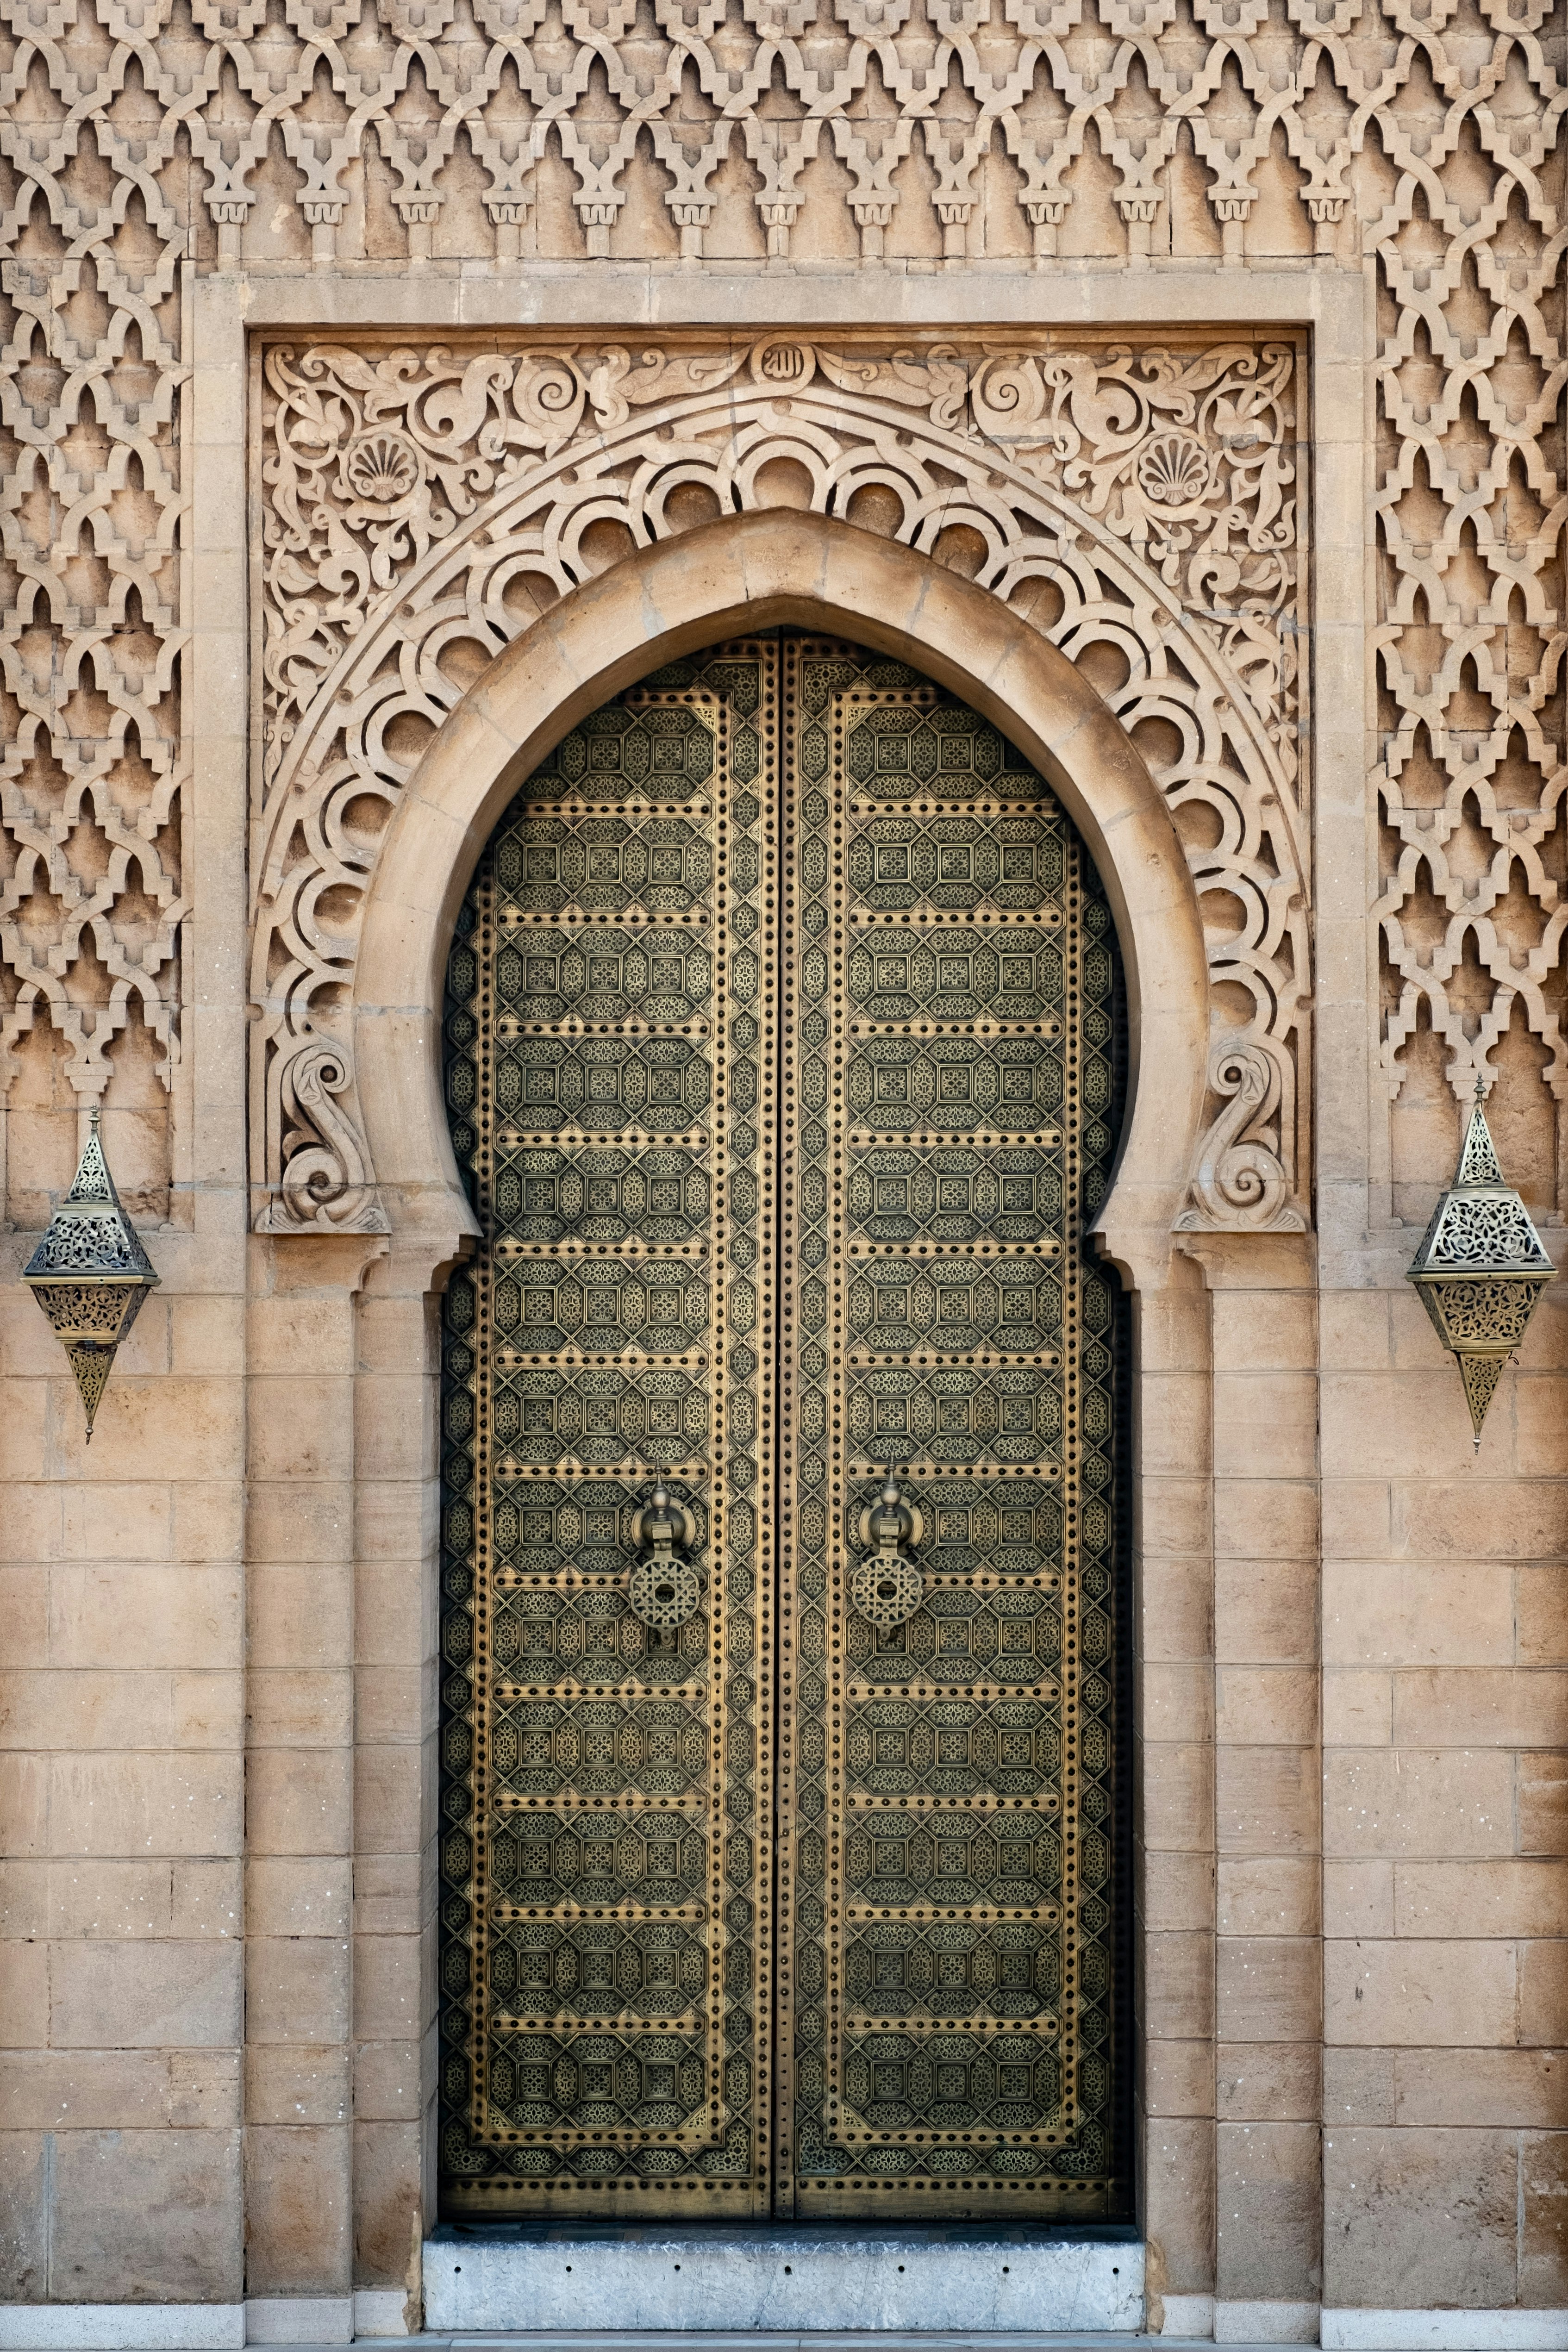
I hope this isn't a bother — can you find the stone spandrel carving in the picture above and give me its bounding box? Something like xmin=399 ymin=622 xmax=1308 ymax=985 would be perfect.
xmin=252 ymin=333 xmax=1310 ymax=1235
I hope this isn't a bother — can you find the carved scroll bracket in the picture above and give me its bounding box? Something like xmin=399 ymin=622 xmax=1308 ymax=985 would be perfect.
xmin=1174 ymin=1042 xmax=1307 ymax=1235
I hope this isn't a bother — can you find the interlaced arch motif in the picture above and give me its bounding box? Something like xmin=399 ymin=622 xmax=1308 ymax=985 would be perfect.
xmin=252 ymin=331 xmax=1310 ymax=1234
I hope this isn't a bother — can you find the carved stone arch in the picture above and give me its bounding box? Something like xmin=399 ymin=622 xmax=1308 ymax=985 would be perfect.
xmin=252 ymin=334 xmax=1311 ymax=1242
xmin=349 ymin=513 xmax=1207 ymax=1288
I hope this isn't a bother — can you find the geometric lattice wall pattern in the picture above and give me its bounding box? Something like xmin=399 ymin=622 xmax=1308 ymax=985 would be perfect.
xmin=0 ymin=0 xmax=1562 ymax=1227
xmin=0 ymin=6 xmax=188 ymax=1221
xmin=252 ymin=332 xmax=1310 ymax=1235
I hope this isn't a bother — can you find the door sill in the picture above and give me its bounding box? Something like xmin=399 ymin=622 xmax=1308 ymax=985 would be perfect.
xmin=424 ymin=2229 xmax=1144 ymax=2333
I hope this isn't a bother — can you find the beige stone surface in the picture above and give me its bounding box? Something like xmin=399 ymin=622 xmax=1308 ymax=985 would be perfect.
xmin=1216 ymin=2121 xmax=1322 ymax=2303
xmin=50 ymin=2131 xmax=244 ymax=2304
xmin=1216 ymin=1940 xmax=1324 ymax=2047
xmin=1216 ymin=2045 xmax=1322 ymax=2126
xmin=1523 ymin=2134 xmax=1568 ymax=2308
xmin=1324 ymin=1940 xmax=1519 ymax=2050
xmin=243 ymin=2126 xmax=351 ymax=2298
xmin=0 ymin=0 xmax=1562 ymax=2303
xmin=1322 ymin=2129 xmax=1522 ymax=2310
xmin=1324 ymin=1750 xmax=1518 ymax=1858
xmin=1217 ymin=1859 xmax=1321 ymax=1941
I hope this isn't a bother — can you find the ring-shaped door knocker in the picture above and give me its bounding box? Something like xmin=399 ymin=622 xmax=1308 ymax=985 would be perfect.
xmin=850 ymin=1472 xmax=925 ymax=1630
xmin=627 ymin=1480 xmax=702 ymax=1629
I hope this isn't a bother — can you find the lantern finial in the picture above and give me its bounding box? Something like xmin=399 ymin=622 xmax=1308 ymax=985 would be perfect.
xmin=1406 ymin=1076 xmax=1553 ymax=1446
xmin=21 ymin=1106 xmax=160 ymax=1440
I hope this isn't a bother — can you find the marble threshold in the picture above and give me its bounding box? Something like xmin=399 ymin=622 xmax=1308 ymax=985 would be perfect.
xmin=424 ymin=2231 xmax=1142 ymax=2336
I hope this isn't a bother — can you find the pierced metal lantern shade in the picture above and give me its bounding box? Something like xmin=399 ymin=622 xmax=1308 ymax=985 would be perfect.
xmin=1406 ymin=1085 xmax=1554 ymax=1446
xmin=22 ymin=1108 xmax=159 ymax=1441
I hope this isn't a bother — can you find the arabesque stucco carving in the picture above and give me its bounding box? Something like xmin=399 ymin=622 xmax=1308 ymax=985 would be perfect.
xmin=252 ymin=331 xmax=1310 ymax=1235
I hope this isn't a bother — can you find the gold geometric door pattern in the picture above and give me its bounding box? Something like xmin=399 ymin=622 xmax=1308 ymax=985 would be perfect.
xmin=438 ymin=635 xmax=1128 ymax=2222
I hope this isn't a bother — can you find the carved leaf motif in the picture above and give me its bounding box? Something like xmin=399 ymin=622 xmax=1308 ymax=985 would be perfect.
xmin=342 ymin=430 xmax=423 ymax=511
xmin=1135 ymin=432 xmax=1215 ymax=513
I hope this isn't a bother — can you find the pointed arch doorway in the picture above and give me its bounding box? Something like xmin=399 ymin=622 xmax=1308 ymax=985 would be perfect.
xmin=436 ymin=630 xmax=1131 ymax=2224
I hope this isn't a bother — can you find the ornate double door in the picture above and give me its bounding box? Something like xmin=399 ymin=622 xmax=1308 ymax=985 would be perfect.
xmin=438 ymin=634 xmax=1128 ymax=2222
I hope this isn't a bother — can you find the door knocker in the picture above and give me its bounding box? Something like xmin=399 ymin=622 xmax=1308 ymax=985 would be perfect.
xmin=850 ymin=1473 xmax=925 ymax=1630
xmin=627 ymin=1481 xmax=702 ymax=1629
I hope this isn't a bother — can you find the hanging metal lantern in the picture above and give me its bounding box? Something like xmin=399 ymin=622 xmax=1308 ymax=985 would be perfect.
xmin=22 ymin=1107 xmax=160 ymax=1441
xmin=1406 ymin=1080 xmax=1554 ymax=1447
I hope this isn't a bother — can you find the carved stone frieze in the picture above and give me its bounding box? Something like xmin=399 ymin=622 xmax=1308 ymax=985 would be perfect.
xmin=251 ymin=331 xmax=1310 ymax=1234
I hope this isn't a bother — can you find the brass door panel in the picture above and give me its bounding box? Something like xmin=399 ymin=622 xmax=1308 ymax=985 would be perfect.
xmin=438 ymin=636 xmax=1127 ymax=2223
xmin=439 ymin=650 xmax=782 ymax=2218
xmin=773 ymin=641 xmax=1125 ymax=2220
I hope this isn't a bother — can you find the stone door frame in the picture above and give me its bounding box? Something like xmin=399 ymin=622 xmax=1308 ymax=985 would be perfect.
xmin=355 ymin=510 xmax=1211 ymax=1274
xmin=202 ymin=266 xmax=1368 ymax=2334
